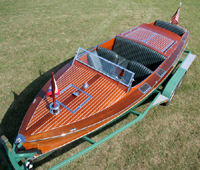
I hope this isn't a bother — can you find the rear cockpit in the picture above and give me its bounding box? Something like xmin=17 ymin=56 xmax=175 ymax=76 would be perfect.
xmin=74 ymin=20 xmax=186 ymax=89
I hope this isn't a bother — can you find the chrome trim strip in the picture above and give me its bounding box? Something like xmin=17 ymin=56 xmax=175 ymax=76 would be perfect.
xmin=57 ymin=84 xmax=92 ymax=114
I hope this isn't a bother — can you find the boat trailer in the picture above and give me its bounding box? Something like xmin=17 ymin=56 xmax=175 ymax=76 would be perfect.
xmin=0 ymin=50 xmax=196 ymax=170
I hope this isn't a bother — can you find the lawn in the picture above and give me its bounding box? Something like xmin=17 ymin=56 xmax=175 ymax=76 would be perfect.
xmin=0 ymin=0 xmax=199 ymax=169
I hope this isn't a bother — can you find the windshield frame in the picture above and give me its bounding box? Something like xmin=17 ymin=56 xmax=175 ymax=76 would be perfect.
xmin=74 ymin=47 xmax=135 ymax=89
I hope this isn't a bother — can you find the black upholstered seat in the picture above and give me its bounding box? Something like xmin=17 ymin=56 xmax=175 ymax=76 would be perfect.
xmin=154 ymin=20 xmax=185 ymax=36
xmin=127 ymin=61 xmax=153 ymax=82
xmin=121 ymin=60 xmax=153 ymax=86
xmin=96 ymin=47 xmax=121 ymax=75
xmin=112 ymin=36 xmax=166 ymax=70
xmin=97 ymin=47 xmax=119 ymax=63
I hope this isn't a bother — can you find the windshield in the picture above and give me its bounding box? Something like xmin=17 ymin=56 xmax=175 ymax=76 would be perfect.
xmin=75 ymin=47 xmax=135 ymax=88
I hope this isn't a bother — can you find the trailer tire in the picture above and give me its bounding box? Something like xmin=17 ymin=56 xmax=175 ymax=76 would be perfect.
xmin=163 ymin=73 xmax=186 ymax=106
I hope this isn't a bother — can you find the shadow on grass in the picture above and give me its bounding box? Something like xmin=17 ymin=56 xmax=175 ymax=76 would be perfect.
xmin=0 ymin=57 xmax=73 ymax=144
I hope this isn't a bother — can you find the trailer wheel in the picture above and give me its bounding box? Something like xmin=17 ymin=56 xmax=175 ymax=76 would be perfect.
xmin=163 ymin=73 xmax=186 ymax=106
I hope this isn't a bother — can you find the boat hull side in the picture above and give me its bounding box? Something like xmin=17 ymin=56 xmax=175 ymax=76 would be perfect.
xmin=20 ymin=29 xmax=189 ymax=156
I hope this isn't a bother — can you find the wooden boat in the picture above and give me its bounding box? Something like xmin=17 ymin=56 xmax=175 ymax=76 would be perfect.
xmin=15 ymin=20 xmax=189 ymax=158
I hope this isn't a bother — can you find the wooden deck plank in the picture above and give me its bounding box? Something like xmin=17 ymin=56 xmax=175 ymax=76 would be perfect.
xmin=27 ymin=64 xmax=126 ymax=135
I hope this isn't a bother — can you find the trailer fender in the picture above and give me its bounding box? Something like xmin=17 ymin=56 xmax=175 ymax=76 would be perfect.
xmin=162 ymin=51 xmax=196 ymax=105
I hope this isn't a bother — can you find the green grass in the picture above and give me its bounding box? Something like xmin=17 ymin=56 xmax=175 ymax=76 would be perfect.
xmin=0 ymin=0 xmax=200 ymax=169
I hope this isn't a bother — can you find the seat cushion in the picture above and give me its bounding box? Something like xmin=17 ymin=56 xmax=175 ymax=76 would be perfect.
xmin=97 ymin=47 xmax=119 ymax=63
xmin=127 ymin=61 xmax=153 ymax=80
xmin=154 ymin=20 xmax=185 ymax=36
xmin=112 ymin=36 xmax=165 ymax=70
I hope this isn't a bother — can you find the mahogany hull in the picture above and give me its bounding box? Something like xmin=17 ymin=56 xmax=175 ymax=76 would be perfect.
xmin=16 ymin=21 xmax=189 ymax=157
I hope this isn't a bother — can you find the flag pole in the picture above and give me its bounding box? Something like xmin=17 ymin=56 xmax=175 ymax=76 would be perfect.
xmin=51 ymin=72 xmax=56 ymax=107
xmin=170 ymin=2 xmax=182 ymax=25
xmin=48 ymin=72 xmax=60 ymax=115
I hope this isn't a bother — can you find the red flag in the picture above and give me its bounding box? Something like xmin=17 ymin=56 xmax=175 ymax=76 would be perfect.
xmin=170 ymin=3 xmax=182 ymax=25
xmin=46 ymin=76 xmax=60 ymax=97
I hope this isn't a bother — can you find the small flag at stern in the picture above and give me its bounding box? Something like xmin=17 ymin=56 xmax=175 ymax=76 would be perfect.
xmin=170 ymin=3 xmax=182 ymax=25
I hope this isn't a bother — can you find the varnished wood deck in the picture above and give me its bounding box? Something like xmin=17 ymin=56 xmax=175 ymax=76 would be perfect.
xmin=26 ymin=64 xmax=126 ymax=135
